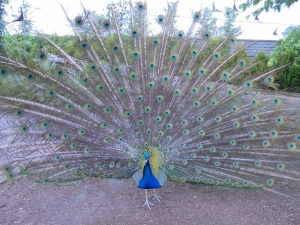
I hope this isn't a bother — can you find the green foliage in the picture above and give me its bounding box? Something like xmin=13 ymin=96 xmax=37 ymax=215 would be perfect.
xmin=276 ymin=64 xmax=300 ymax=91
xmin=106 ymin=0 xmax=132 ymax=34
xmin=268 ymin=29 xmax=300 ymax=67
xmin=229 ymin=49 xmax=268 ymax=86
xmin=239 ymin=0 xmax=299 ymax=16
xmin=2 ymin=0 xmax=297 ymax=95
xmin=197 ymin=8 xmax=218 ymax=36
xmin=238 ymin=0 xmax=300 ymax=92
xmin=268 ymin=27 xmax=300 ymax=91
xmin=282 ymin=25 xmax=300 ymax=37
xmin=219 ymin=7 xmax=242 ymax=37
xmin=162 ymin=1 xmax=179 ymax=36
xmin=2 ymin=32 xmax=297 ymax=93
xmin=196 ymin=6 xmax=242 ymax=38
xmin=13 ymin=0 xmax=34 ymax=34
xmin=0 ymin=0 xmax=8 ymax=47
xmin=80 ymin=11 xmax=105 ymax=35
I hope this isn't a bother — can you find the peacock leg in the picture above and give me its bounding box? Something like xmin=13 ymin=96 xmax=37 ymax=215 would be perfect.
xmin=152 ymin=189 xmax=162 ymax=202
xmin=142 ymin=189 xmax=154 ymax=210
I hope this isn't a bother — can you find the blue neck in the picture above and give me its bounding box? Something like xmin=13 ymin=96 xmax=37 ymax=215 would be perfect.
xmin=138 ymin=161 xmax=161 ymax=189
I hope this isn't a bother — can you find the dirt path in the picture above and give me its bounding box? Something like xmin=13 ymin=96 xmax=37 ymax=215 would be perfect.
xmin=1 ymin=177 xmax=299 ymax=225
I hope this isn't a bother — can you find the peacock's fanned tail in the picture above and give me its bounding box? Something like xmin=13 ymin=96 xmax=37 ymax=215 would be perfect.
xmin=0 ymin=1 xmax=299 ymax=198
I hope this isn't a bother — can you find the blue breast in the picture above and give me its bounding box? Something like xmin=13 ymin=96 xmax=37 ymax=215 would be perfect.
xmin=138 ymin=161 xmax=161 ymax=189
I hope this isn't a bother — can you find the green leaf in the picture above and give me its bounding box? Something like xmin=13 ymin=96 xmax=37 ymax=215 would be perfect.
xmin=253 ymin=0 xmax=261 ymax=5
xmin=267 ymin=58 xmax=277 ymax=67
xmin=239 ymin=3 xmax=249 ymax=11
xmin=245 ymin=15 xmax=250 ymax=20
xmin=25 ymin=40 xmax=32 ymax=46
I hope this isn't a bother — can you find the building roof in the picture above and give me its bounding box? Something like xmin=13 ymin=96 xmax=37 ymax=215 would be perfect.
xmin=195 ymin=38 xmax=279 ymax=60
xmin=235 ymin=39 xmax=278 ymax=59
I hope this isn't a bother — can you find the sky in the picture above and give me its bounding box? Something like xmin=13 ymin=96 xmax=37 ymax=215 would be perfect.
xmin=4 ymin=0 xmax=300 ymax=40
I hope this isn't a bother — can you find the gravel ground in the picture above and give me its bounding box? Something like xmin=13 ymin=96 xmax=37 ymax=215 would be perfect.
xmin=1 ymin=176 xmax=299 ymax=225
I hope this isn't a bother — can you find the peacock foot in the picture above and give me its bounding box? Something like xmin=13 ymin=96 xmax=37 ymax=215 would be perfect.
xmin=152 ymin=190 xmax=162 ymax=202
xmin=142 ymin=189 xmax=154 ymax=210
xmin=142 ymin=198 xmax=154 ymax=210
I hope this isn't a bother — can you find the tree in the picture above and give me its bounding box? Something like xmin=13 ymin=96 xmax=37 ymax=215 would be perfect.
xmin=13 ymin=0 xmax=34 ymax=34
xmin=238 ymin=1 xmax=300 ymax=91
xmin=80 ymin=11 xmax=105 ymax=35
xmin=0 ymin=0 xmax=8 ymax=47
xmin=195 ymin=6 xmax=242 ymax=38
xmin=282 ymin=25 xmax=300 ymax=37
xmin=196 ymin=8 xmax=218 ymax=36
xmin=239 ymin=0 xmax=299 ymax=16
xmin=218 ymin=7 xmax=242 ymax=37
xmin=269 ymin=29 xmax=300 ymax=68
xmin=268 ymin=26 xmax=300 ymax=91
xmin=106 ymin=0 xmax=132 ymax=34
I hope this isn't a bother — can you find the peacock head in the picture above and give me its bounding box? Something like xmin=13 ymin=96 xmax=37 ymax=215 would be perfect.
xmin=144 ymin=151 xmax=150 ymax=162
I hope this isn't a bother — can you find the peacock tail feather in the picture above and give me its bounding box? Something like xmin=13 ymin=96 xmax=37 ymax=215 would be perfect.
xmin=0 ymin=1 xmax=300 ymax=200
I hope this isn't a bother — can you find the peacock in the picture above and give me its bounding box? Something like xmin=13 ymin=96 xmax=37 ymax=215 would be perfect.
xmin=1 ymin=1 xmax=300 ymax=210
